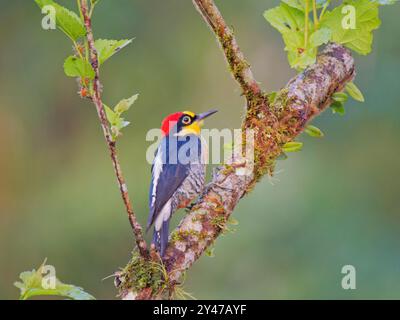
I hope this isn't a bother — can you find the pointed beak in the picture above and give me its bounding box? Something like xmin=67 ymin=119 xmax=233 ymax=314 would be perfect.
xmin=196 ymin=109 xmax=218 ymax=121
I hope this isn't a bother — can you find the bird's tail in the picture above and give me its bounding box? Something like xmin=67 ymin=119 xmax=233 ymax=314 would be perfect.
xmin=152 ymin=220 xmax=170 ymax=257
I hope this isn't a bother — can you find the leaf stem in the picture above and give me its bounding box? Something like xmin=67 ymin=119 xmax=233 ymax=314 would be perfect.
xmin=304 ymin=0 xmax=310 ymax=48
xmin=77 ymin=0 xmax=84 ymax=20
xmin=89 ymin=1 xmax=96 ymax=18
xmin=319 ymin=0 xmax=330 ymax=21
xmin=73 ymin=40 xmax=84 ymax=61
xmin=312 ymin=0 xmax=319 ymax=28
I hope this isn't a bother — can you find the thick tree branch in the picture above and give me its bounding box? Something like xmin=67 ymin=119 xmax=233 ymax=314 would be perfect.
xmin=118 ymin=0 xmax=354 ymax=299
xmin=162 ymin=43 xmax=355 ymax=285
xmin=80 ymin=0 xmax=148 ymax=258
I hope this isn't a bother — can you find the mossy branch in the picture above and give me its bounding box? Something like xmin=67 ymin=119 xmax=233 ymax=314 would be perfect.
xmin=117 ymin=0 xmax=355 ymax=299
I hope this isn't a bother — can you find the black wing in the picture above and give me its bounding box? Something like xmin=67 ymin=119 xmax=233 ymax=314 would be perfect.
xmin=147 ymin=138 xmax=190 ymax=230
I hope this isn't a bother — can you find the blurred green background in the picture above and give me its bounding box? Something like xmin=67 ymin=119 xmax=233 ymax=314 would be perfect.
xmin=0 ymin=0 xmax=399 ymax=299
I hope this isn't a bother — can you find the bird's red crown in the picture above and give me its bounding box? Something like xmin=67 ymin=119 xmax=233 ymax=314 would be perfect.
xmin=160 ymin=112 xmax=183 ymax=136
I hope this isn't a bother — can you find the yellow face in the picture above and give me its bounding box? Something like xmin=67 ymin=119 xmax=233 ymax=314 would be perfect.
xmin=174 ymin=109 xmax=218 ymax=137
xmin=175 ymin=111 xmax=202 ymax=136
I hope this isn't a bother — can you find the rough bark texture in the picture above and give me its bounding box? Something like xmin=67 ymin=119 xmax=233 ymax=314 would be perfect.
xmin=163 ymin=43 xmax=355 ymax=284
xmin=117 ymin=0 xmax=355 ymax=299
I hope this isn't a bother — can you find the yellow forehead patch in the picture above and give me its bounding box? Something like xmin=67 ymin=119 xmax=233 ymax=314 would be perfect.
xmin=183 ymin=111 xmax=195 ymax=117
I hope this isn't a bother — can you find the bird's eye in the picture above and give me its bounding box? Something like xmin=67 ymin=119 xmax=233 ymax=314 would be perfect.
xmin=182 ymin=115 xmax=192 ymax=125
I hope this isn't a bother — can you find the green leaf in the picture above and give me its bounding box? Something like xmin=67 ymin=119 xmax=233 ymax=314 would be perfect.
xmin=110 ymin=121 xmax=130 ymax=141
xmin=95 ymin=39 xmax=133 ymax=65
xmin=105 ymin=94 xmax=136 ymax=141
xmin=104 ymin=104 xmax=118 ymax=125
xmin=14 ymin=260 xmax=95 ymax=300
xmin=114 ymin=94 xmax=139 ymax=114
xmin=281 ymin=0 xmax=306 ymax=11
xmin=63 ymin=56 xmax=95 ymax=79
xmin=320 ymin=0 xmax=381 ymax=55
xmin=345 ymin=82 xmax=365 ymax=102
xmin=331 ymin=101 xmax=346 ymax=115
xmin=282 ymin=0 xmax=326 ymax=12
xmin=264 ymin=3 xmax=328 ymax=70
xmin=283 ymin=31 xmax=317 ymax=70
xmin=35 ymin=0 xmax=86 ymax=41
xmin=305 ymin=125 xmax=324 ymax=137
xmin=264 ymin=4 xmax=310 ymax=70
xmin=309 ymin=28 xmax=332 ymax=47
xmin=264 ymin=3 xmax=305 ymax=34
xmin=282 ymin=141 xmax=303 ymax=152
xmin=332 ymin=92 xmax=349 ymax=103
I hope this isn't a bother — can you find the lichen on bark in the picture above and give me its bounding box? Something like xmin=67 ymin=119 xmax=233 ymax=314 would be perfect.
xmin=118 ymin=0 xmax=356 ymax=299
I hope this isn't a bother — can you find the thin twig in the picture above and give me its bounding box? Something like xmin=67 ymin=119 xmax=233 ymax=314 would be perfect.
xmin=192 ymin=0 xmax=261 ymax=99
xmin=79 ymin=0 xmax=148 ymax=258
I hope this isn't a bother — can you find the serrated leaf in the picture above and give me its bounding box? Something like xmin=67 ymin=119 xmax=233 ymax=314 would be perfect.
xmin=282 ymin=0 xmax=327 ymax=12
xmin=95 ymin=39 xmax=133 ymax=65
xmin=309 ymin=28 xmax=332 ymax=47
xmin=264 ymin=3 xmax=305 ymax=34
xmin=281 ymin=0 xmax=307 ymax=11
xmin=345 ymin=82 xmax=365 ymax=102
xmin=305 ymin=125 xmax=324 ymax=137
xmin=15 ymin=260 xmax=95 ymax=300
xmin=332 ymin=92 xmax=349 ymax=103
xmin=264 ymin=3 xmax=325 ymax=70
xmin=283 ymin=31 xmax=317 ymax=70
xmin=114 ymin=94 xmax=138 ymax=114
xmin=35 ymin=0 xmax=86 ymax=41
xmin=331 ymin=101 xmax=346 ymax=115
xmin=282 ymin=141 xmax=303 ymax=152
xmin=105 ymin=95 xmax=135 ymax=141
xmin=320 ymin=0 xmax=381 ymax=55
xmin=64 ymin=56 xmax=95 ymax=79
xmin=264 ymin=4 xmax=310 ymax=70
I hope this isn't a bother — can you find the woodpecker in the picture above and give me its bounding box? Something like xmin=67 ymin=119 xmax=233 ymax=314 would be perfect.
xmin=147 ymin=109 xmax=218 ymax=257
